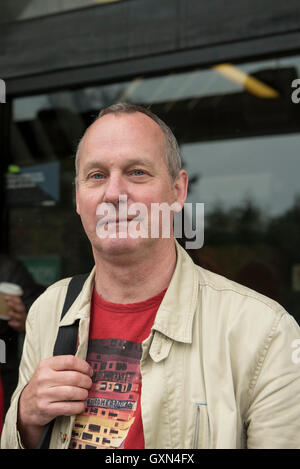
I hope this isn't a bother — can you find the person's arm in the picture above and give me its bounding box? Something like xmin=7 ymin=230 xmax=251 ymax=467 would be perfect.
xmin=245 ymin=311 xmax=300 ymax=448
xmin=17 ymin=355 xmax=93 ymax=449
xmin=0 ymin=300 xmax=93 ymax=449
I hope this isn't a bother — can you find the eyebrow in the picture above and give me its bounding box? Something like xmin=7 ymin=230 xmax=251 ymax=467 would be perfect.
xmin=80 ymin=158 xmax=155 ymax=173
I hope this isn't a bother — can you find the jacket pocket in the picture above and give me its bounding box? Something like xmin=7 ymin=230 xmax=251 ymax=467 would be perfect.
xmin=193 ymin=403 xmax=210 ymax=449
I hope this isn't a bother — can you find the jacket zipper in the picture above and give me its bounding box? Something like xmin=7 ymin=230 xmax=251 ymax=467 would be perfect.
xmin=193 ymin=403 xmax=210 ymax=449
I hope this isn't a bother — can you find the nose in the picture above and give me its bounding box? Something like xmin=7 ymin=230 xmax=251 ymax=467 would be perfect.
xmin=102 ymin=172 xmax=128 ymax=206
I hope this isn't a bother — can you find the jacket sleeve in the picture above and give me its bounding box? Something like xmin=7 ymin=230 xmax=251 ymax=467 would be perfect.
xmin=0 ymin=300 xmax=41 ymax=449
xmin=245 ymin=310 xmax=300 ymax=448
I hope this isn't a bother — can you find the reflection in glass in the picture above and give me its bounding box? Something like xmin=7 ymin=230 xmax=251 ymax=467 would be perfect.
xmin=9 ymin=54 xmax=300 ymax=323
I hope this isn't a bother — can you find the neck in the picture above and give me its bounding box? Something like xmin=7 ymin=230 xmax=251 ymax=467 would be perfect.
xmin=93 ymin=239 xmax=177 ymax=304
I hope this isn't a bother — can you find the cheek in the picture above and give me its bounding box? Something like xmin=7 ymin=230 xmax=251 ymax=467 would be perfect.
xmin=150 ymin=187 xmax=175 ymax=205
xmin=77 ymin=191 xmax=100 ymax=218
xmin=132 ymin=187 xmax=175 ymax=215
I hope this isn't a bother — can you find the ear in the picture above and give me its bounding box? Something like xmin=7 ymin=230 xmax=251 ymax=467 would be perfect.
xmin=75 ymin=181 xmax=81 ymax=215
xmin=173 ymin=169 xmax=189 ymax=210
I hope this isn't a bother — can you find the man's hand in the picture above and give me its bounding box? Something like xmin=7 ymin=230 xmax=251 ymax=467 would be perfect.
xmin=17 ymin=355 xmax=93 ymax=448
xmin=6 ymin=295 xmax=27 ymax=332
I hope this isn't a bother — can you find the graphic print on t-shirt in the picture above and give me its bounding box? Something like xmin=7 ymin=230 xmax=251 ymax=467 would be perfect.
xmin=69 ymin=338 xmax=142 ymax=449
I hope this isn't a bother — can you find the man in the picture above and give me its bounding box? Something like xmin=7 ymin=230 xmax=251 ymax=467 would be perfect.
xmin=1 ymin=103 xmax=300 ymax=449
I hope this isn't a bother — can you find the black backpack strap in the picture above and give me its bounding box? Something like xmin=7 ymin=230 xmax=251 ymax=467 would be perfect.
xmin=36 ymin=273 xmax=89 ymax=449
xmin=53 ymin=274 xmax=89 ymax=356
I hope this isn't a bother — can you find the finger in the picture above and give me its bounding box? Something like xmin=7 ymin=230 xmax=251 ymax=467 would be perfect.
xmin=50 ymin=370 xmax=92 ymax=390
xmin=7 ymin=312 xmax=22 ymax=322
xmin=8 ymin=320 xmax=21 ymax=329
xmin=46 ymin=355 xmax=93 ymax=377
xmin=8 ymin=312 xmax=25 ymax=325
xmin=12 ymin=304 xmax=25 ymax=314
xmin=7 ymin=310 xmax=23 ymax=319
xmin=47 ymin=385 xmax=89 ymax=403
xmin=36 ymin=399 xmax=88 ymax=424
xmin=49 ymin=401 xmax=87 ymax=418
xmin=8 ymin=315 xmax=23 ymax=325
xmin=6 ymin=299 xmax=25 ymax=313
xmin=5 ymin=296 xmax=22 ymax=306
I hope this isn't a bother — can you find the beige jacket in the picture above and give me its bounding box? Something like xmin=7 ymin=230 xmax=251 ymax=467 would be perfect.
xmin=1 ymin=241 xmax=300 ymax=449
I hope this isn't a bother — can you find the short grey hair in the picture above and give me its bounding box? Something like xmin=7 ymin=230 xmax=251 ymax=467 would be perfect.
xmin=75 ymin=102 xmax=182 ymax=181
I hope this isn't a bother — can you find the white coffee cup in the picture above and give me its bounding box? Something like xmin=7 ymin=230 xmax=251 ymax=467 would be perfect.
xmin=0 ymin=282 xmax=24 ymax=320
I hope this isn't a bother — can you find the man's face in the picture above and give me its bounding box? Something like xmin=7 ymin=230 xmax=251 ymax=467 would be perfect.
xmin=75 ymin=111 xmax=187 ymax=259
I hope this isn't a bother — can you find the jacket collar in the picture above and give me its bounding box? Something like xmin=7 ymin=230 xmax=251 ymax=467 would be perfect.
xmin=151 ymin=240 xmax=198 ymax=344
xmin=60 ymin=240 xmax=199 ymax=345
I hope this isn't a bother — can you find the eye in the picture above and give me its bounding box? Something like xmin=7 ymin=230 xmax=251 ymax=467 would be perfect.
xmin=131 ymin=169 xmax=146 ymax=176
xmin=91 ymin=172 xmax=105 ymax=180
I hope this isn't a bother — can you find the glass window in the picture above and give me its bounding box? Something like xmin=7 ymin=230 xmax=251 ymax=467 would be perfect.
xmin=9 ymin=54 xmax=300 ymax=323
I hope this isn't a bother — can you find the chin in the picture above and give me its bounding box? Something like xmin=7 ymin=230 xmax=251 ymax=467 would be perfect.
xmin=95 ymin=236 xmax=150 ymax=257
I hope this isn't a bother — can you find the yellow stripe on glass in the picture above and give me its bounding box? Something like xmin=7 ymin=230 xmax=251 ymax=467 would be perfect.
xmin=213 ymin=63 xmax=280 ymax=98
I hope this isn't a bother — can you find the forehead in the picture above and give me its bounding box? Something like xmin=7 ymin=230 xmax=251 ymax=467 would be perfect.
xmin=80 ymin=112 xmax=166 ymax=164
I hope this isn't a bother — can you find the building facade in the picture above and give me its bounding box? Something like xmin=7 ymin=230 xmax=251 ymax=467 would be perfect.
xmin=0 ymin=0 xmax=300 ymax=323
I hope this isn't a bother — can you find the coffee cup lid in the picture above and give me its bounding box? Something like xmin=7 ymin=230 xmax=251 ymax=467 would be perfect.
xmin=0 ymin=282 xmax=23 ymax=296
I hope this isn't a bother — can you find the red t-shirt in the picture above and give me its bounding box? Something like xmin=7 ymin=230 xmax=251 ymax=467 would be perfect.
xmin=69 ymin=287 xmax=166 ymax=450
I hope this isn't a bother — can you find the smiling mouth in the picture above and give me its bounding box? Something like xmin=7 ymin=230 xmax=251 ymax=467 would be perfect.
xmin=98 ymin=217 xmax=145 ymax=228
xmin=105 ymin=217 xmax=132 ymax=223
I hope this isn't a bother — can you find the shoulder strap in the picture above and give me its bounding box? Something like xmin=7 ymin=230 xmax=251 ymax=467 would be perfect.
xmin=53 ymin=273 xmax=89 ymax=357
xmin=36 ymin=273 xmax=89 ymax=449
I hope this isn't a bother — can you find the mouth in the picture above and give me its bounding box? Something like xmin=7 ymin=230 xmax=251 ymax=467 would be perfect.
xmin=102 ymin=218 xmax=132 ymax=224
xmin=98 ymin=216 xmax=144 ymax=225
xmin=98 ymin=217 xmax=139 ymax=227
